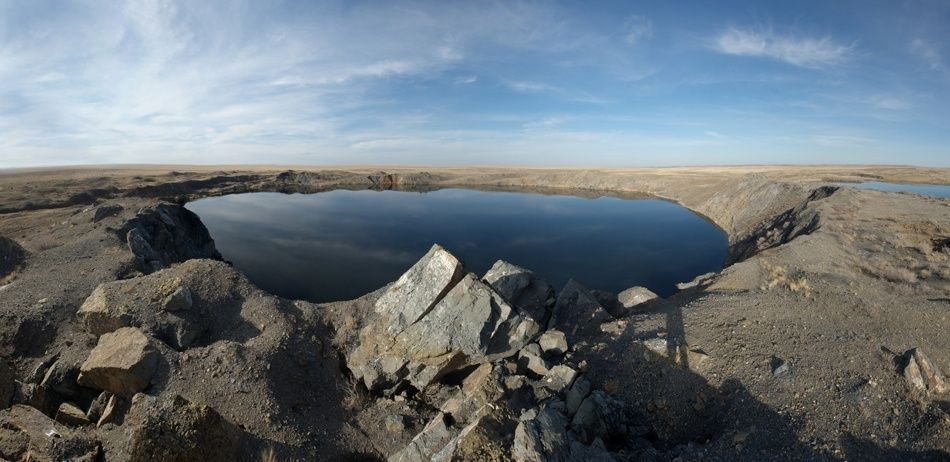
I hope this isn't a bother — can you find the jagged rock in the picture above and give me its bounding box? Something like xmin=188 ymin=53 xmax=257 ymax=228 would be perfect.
xmin=570 ymin=391 xmax=634 ymax=445
xmin=78 ymin=327 xmax=159 ymax=398
xmin=55 ymin=402 xmax=90 ymax=426
xmin=96 ymin=394 xmax=118 ymax=427
xmin=440 ymin=364 xmax=502 ymax=421
xmin=0 ymin=360 xmax=14 ymax=409
xmin=121 ymin=203 xmax=221 ymax=273
xmin=512 ymin=406 xmax=571 ymax=462
xmin=483 ymin=260 xmax=554 ymax=326
xmin=435 ymin=406 xmax=514 ymax=462
xmin=161 ymin=285 xmax=193 ymax=311
xmin=126 ymin=394 xmax=242 ymax=462
xmin=40 ymin=358 xmax=80 ymax=397
xmin=676 ymin=272 xmax=717 ymax=290
xmin=902 ymin=348 xmax=948 ymax=394
xmin=350 ymin=250 xmax=542 ymax=391
xmin=617 ymin=286 xmax=658 ymax=311
xmin=565 ymin=376 xmax=591 ymax=417
xmin=540 ymin=365 xmax=577 ymax=393
xmin=389 ymin=413 xmax=456 ymax=462
xmin=85 ymin=391 xmax=112 ymax=423
xmin=92 ymin=204 xmax=123 ymax=223
xmin=549 ymin=280 xmax=613 ymax=343
xmin=538 ymin=330 xmax=568 ymax=356
xmin=0 ymin=404 xmax=100 ymax=461
xmin=77 ymin=283 xmax=136 ymax=336
xmin=375 ymin=244 xmax=466 ymax=335
xmin=518 ymin=344 xmax=550 ymax=377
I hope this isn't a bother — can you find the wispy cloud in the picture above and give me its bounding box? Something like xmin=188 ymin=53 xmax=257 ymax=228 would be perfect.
xmin=712 ymin=27 xmax=853 ymax=68
xmin=454 ymin=75 xmax=478 ymax=85
xmin=624 ymin=16 xmax=653 ymax=46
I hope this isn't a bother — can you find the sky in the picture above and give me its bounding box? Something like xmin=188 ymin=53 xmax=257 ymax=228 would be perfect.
xmin=1 ymin=0 xmax=949 ymax=168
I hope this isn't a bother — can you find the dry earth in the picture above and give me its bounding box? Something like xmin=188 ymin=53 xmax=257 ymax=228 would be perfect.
xmin=0 ymin=165 xmax=948 ymax=461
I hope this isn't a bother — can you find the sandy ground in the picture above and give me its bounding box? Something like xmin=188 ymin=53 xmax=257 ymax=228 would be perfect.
xmin=0 ymin=165 xmax=948 ymax=461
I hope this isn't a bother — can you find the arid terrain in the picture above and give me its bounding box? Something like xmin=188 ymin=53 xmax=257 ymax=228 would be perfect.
xmin=0 ymin=165 xmax=948 ymax=461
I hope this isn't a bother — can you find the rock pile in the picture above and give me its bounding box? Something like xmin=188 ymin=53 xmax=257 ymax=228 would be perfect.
xmin=343 ymin=245 xmax=657 ymax=461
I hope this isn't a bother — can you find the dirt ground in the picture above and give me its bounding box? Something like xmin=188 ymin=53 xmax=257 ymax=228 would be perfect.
xmin=0 ymin=165 xmax=947 ymax=461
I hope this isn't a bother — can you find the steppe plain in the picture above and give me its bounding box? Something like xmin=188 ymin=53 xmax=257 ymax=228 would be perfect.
xmin=0 ymin=165 xmax=947 ymax=461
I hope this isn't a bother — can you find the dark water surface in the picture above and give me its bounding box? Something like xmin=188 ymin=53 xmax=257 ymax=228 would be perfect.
xmin=836 ymin=181 xmax=950 ymax=199
xmin=187 ymin=189 xmax=727 ymax=302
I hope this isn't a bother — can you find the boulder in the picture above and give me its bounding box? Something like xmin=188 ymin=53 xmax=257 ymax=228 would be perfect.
xmin=549 ymin=280 xmax=613 ymax=343
xmin=55 ymin=402 xmax=90 ymax=426
xmin=77 ymin=327 xmax=159 ymax=398
xmin=77 ymin=283 xmax=135 ymax=336
xmin=902 ymin=348 xmax=948 ymax=394
xmin=349 ymin=249 xmax=542 ymax=391
xmin=127 ymin=394 xmax=242 ymax=462
xmin=617 ymin=286 xmax=658 ymax=311
xmin=483 ymin=260 xmax=554 ymax=325
xmin=538 ymin=330 xmax=568 ymax=356
xmin=40 ymin=358 xmax=80 ymax=397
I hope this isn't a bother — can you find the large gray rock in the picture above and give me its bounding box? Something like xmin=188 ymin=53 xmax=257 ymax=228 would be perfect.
xmin=483 ymin=260 xmax=554 ymax=326
xmin=375 ymin=244 xmax=465 ymax=335
xmin=349 ymin=248 xmax=543 ymax=392
xmin=549 ymin=280 xmax=613 ymax=343
xmin=78 ymin=327 xmax=159 ymax=398
xmin=538 ymin=330 xmax=568 ymax=356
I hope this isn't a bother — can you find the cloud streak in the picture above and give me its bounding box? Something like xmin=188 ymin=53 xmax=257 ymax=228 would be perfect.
xmin=712 ymin=27 xmax=852 ymax=68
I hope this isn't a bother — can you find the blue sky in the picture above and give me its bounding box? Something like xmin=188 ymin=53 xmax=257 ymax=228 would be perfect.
xmin=1 ymin=0 xmax=948 ymax=168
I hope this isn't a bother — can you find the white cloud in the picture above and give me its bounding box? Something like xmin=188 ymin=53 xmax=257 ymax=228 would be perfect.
xmin=454 ymin=75 xmax=478 ymax=85
xmin=712 ymin=27 xmax=852 ymax=68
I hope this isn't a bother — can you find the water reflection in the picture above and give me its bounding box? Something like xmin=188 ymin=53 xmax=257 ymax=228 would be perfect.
xmin=187 ymin=189 xmax=727 ymax=302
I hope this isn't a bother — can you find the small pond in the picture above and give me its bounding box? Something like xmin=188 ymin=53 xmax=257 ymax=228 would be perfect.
xmin=186 ymin=189 xmax=728 ymax=302
xmin=836 ymin=181 xmax=950 ymax=199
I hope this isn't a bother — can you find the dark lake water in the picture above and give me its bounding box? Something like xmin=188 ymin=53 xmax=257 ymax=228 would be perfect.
xmin=186 ymin=189 xmax=728 ymax=302
xmin=836 ymin=181 xmax=950 ymax=199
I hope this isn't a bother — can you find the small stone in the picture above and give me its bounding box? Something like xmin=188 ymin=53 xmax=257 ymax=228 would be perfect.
xmin=902 ymin=348 xmax=948 ymax=394
xmin=162 ymin=286 xmax=193 ymax=312
xmin=504 ymin=375 xmax=528 ymax=391
xmin=55 ymin=402 xmax=90 ymax=427
xmin=538 ymin=330 xmax=568 ymax=356
xmin=385 ymin=414 xmax=406 ymax=433
xmin=518 ymin=344 xmax=550 ymax=377
xmin=617 ymin=286 xmax=658 ymax=310
xmin=771 ymin=357 xmax=790 ymax=377
xmin=542 ymin=365 xmax=578 ymax=393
